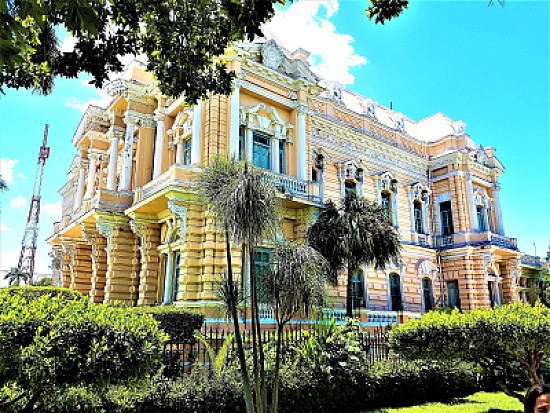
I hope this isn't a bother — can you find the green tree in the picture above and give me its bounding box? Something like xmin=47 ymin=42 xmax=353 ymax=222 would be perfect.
xmin=196 ymin=156 xmax=255 ymax=413
xmin=2 ymin=0 xmax=409 ymax=102
xmin=389 ymin=302 xmax=550 ymax=400
xmin=4 ymin=267 xmax=32 ymax=286
xmin=260 ymin=242 xmax=329 ymax=413
xmin=0 ymin=288 xmax=164 ymax=412
xmin=307 ymin=193 xmax=401 ymax=318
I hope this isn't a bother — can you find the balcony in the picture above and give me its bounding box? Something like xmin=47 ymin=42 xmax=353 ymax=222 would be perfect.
xmin=521 ymin=254 xmax=544 ymax=268
xmin=137 ymin=164 xmax=199 ymax=203
xmin=435 ymin=232 xmax=518 ymax=250
xmin=403 ymin=232 xmax=432 ymax=247
xmin=262 ymin=170 xmax=322 ymax=204
xmin=85 ymin=189 xmax=133 ymax=213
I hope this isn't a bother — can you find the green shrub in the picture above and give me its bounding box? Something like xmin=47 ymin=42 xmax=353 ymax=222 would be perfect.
xmin=0 ymin=289 xmax=165 ymax=413
xmin=2 ymin=285 xmax=83 ymax=301
xmin=389 ymin=302 xmax=550 ymax=398
xmin=130 ymin=306 xmax=204 ymax=341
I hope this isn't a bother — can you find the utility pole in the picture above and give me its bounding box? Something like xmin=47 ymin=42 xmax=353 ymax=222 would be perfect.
xmin=17 ymin=124 xmax=50 ymax=278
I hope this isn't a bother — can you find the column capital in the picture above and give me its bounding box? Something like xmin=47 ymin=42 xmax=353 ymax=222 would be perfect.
xmin=108 ymin=125 xmax=125 ymax=140
xmin=154 ymin=108 xmax=167 ymax=122
xmin=124 ymin=109 xmax=141 ymax=126
xmin=493 ymin=182 xmax=501 ymax=191
xmin=294 ymin=102 xmax=311 ymax=116
xmin=138 ymin=114 xmax=156 ymax=129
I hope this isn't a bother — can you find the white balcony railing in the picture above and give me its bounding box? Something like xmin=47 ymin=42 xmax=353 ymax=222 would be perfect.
xmin=262 ymin=170 xmax=322 ymax=202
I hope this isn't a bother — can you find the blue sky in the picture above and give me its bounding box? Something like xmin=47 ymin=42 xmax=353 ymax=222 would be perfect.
xmin=0 ymin=0 xmax=548 ymax=279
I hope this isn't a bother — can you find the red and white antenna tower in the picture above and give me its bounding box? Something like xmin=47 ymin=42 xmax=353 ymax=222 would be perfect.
xmin=17 ymin=124 xmax=50 ymax=277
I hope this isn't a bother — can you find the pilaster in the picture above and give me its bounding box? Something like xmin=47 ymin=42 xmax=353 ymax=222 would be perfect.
xmin=97 ymin=215 xmax=140 ymax=305
xmin=134 ymin=115 xmax=155 ymax=187
xmin=65 ymin=240 xmax=93 ymax=296
xmin=81 ymin=221 xmax=108 ymax=303
xmin=130 ymin=217 xmax=161 ymax=306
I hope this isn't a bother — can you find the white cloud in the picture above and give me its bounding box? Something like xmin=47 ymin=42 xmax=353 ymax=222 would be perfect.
xmin=10 ymin=196 xmax=28 ymax=210
xmin=59 ymin=35 xmax=77 ymax=53
xmin=0 ymin=249 xmax=20 ymax=275
xmin=65 ymin=78 xmax=113 ymax=113
xmin=0 ymin=222 xmax=9 ymax=232
xmin=263 ymin=0 xmax=366 ymax=85
xmin=41 ymin=202 xmax=62 ymax=218
xmin=0 ymin=158 xmax=18 ymax=185
xmin=16 ymin=172 xmax=26 ymax=180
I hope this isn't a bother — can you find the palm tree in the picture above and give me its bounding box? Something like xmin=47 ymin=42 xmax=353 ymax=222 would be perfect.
xmin=260 ymin=242 xmax=329 ymax=413
xmin=308 ymin=192 xmax=401 ymax=318
xmin=4 ymin=267 xmax=32 ymax=286
xmin=196 ymin=156 xmax=279 ymax=413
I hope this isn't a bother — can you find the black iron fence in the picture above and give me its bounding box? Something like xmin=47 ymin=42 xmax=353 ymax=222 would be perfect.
xmin=162 ymin=323 xmax=390 ymax=379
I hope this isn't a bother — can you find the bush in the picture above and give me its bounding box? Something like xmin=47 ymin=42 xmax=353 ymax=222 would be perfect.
xmin=0 ymin=289 xmax=165 ymax=413
xmin=130 ymin=306 xmax=204 ymax=341
xmin=389 ymin=302 xmax=550 ymax=397
xmin=2 ymin=285 xmax=83 ymax=301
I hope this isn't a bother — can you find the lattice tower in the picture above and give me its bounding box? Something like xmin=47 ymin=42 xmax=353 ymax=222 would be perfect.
xmin=17 ymin=124 xmax=50 ymax=277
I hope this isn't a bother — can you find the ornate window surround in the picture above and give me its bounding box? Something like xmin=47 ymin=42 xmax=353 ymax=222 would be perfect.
xmin=408 ymin=183 xmax=431 ymax=235
xmin=375 ymin=172 xmax=399 ymax=228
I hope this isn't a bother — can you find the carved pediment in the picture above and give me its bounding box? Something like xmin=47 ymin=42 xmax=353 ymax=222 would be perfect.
xmin=260 ymin=40 xmax=318 ymax=83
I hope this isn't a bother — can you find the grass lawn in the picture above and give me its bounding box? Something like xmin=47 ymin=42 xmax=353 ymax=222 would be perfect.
xmin=364 ymin=392 xmax=523 ymax=413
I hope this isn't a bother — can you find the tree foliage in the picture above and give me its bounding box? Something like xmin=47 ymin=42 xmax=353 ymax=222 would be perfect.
xmin=307 ymin=193 xmax=401 ymax=317
xmin=389 ymin=302 xmax=550 ymax=400
xmin=0 ymin=288 xmax=164 ymax=413
xmin=4 ymin=267 xmax=32 ymax=286
xmin=2 ymin=0 xmax=409 ymax=102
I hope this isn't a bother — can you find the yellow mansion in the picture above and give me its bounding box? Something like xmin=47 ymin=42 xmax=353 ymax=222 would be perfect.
xmin=48 ymin=39 xmax=524 ymax=317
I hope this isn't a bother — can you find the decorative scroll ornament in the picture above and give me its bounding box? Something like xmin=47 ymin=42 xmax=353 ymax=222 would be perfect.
xmin=262 ymin=40 xmax=284 ymax=70
xmin=168 ymin=200 xmax=187 ymax=242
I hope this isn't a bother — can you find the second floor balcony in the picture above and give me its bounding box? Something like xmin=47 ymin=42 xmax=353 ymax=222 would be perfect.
xmin=435 ymin=231 xmax=518 ymax=250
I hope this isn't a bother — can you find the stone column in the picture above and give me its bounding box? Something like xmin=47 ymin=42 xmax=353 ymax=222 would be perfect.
xmin=175 ymin=134 xmax=184 ymax=164
xmin=338 ymin=166 xmax=346 ymax=200
xmin=81 ymin=222 xmax=108 ymax=303
xmin=152 ymin=108 xmax=166 ymax=179
xmin=67 ymin=241 xmax=93 ymax=296
xmin=392 ymin=184 xmax=399 ymax=228
xmin=106 ymin=126 xmax=124 ymax=190
xmin=134 ymin=115 xmax=155 ymax=188
xmin=466 ymin=173 xmax=478 ymax=231
xmin=73 ymin=160 xmax=87 ymax=211
xmin=493 ymin=183 xmax=505 ymax=235
xmin=191 ymin=100 xmax=203 ymax=164
xmin=163 ymin=250 xmax=175 ymax=305
xmin=120 ymin=111 xmax=138 ymax=191
xmin=130 ymin=217 xmax=161 ymax=306
xmin=422 ymin=196 xmax=430 ymax=235
xmin=296 ymin=103 xmax=308 ymax=181
xmin=50 ymin=246 xmax=64 ymax=287
xmin=408 ymin=190 xmax=416 ymax=233
xmin=246 ymin=128 xmax=254 ymax=162
xmin=84 ymin=151 xmax=99 ymax=199
xmin=271 ymin=137 xmax=280 ymax=174
xmin=97 ymin=215 xmax=140 ymax=305
xmin=60 ymin=241 xmax=74 ymax=288
xmin=229 ymin=84 xmax=241 ymax=159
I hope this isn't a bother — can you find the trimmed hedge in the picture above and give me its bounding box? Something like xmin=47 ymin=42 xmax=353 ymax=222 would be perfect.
xmin=130 ymin=306 xmax=204 ymax=342
xmin=2 ymin=285 xmax=83 ymax=300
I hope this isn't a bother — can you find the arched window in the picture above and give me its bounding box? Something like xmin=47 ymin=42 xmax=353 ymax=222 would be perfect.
xmin=389 ymin=273 xmax=402 ymax=311
xmin=422 ymin=277 xmax=434 ymax=312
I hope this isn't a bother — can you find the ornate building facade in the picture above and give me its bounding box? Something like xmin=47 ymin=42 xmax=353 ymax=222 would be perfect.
xmin=48 ymin=39 xmax=523 ymax=316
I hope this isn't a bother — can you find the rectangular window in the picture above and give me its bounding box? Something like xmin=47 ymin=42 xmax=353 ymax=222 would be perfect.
xmin=253 ymin=132 xmax=271 ymax=170
xmin=447 ymin=280 xmax=460 ymax=309
xmin=345 ymin=181 xmax=356 ymax=199
xmin=239 ymin=125 xmax=245 ymax=160
xmin=279 ymin=140 xmax=286 ymax=174
xmin=389 ymin=273 xmax=402 ymax=311
xmin=381 ymin=192 xmax=392 ymax=222
xmin=476 ymin=206 xmax=487 ymax=231
xmin=253 ymin=249 xmax=272 ymax=304
xmin=440 ymin=201 xmax=454 ymax=235
xmin=183 ymin=139 xmax=192 ymax=166
xmin=352 ymin=272 xmax=364 ymax=308
xmin=422 ymin=278 xmax=434 ymax=312
xmin=414 ymin=201 xmax=423 ymax=233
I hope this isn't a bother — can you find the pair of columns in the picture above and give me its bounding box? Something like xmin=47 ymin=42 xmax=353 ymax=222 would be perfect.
xmin=73 ymin=150 xmax=107 ymax=212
